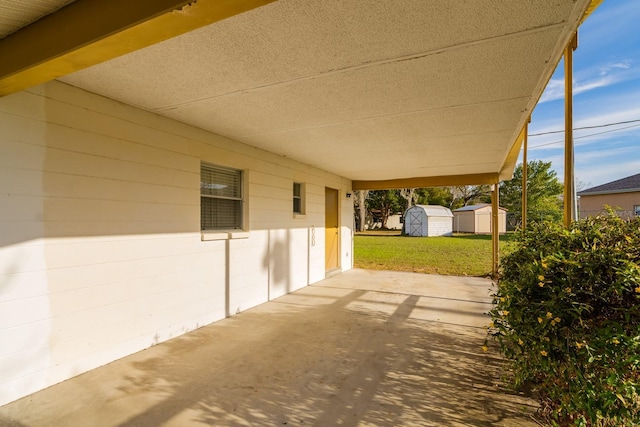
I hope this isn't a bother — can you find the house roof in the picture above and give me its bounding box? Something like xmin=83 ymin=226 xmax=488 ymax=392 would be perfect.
xmin=578 ymin=173 xmax=640 ymax=196
xmin=408 ymin=205 xmax=453 ymax=218
xmin=454 ymin=204 xmax=507 ymax=212
xmin=0 ymin=0 xmax=597 ymax=189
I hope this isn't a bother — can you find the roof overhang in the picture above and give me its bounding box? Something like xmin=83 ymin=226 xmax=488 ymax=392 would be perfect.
xmin=0 ymin=0 xmax=276 ymax=95
xmin=0 ymin=0 xmax=598 ymax=189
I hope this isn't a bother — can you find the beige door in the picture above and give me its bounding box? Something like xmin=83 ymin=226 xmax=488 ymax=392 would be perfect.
xmin=325 ymin=187 xmax=339 ymax=272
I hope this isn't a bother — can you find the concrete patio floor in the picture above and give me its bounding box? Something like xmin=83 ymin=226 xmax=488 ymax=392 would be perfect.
xmin=0 ymin=269 xmax=538 ymax=427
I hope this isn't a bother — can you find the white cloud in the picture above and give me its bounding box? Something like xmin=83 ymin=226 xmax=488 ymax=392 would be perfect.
xmin=538 ymin=59 xmax=637 ymax=104
xmin=575 ymin=75 xmax=617 ymax=95
xmin=521 ymin=143 xmax=640 ymax=188
xmin=539 ymin=77 xmax=621 ymax=104
xmin=528 ymin=88 xmax=640 ymax=152
xmin=599 ymin=60 xmax=631 ymax=76
xmin=576 ymin=160 xmax=640 ymax=187
xmin=538 ymin=79 xmax=565 ymax=104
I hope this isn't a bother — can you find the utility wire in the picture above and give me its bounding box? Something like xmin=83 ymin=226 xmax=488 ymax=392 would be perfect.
xmin=528 ymin=122 xmax=640 ymax=149
xmin=529 ymin=118 xmax=640 ymax=137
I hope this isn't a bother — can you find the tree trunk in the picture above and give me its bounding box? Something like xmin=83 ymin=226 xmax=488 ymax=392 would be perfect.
xmin=380 ymin=206 xmax=390 ymax=229
xmin=399 ymin=188 xmax=416 ymax=210
xmin=354 ymin=190 xmax=369 ymax=232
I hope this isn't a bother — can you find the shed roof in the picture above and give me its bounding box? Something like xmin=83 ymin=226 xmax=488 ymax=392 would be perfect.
xmin=409 ymin=205 xmax=453 ymax=218
xmin=577 ymin=173 xmax=640 ymax=196
xmin=454 ymin=204 xmax=507 ymax=212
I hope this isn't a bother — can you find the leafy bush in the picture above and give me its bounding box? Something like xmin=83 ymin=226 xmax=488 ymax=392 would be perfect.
xmin=489 ymin=212 xmax=640 ymax=426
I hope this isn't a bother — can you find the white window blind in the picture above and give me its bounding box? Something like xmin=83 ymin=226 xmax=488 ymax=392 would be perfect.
xmin=201 ymin=163 xmax=243 ymax=230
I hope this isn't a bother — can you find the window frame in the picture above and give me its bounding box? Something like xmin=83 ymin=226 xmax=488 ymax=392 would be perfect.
xmin=200 ymin=162 xmax=245 ymax=233
xmin=293 ymin=182 xmax=306 ymax=216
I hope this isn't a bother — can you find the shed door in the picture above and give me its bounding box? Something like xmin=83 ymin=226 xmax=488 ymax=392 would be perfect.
xmin=325 ymin=188 xmax=339 ymax=272
xmin=407 ymin=208 xmax=424 ymax=237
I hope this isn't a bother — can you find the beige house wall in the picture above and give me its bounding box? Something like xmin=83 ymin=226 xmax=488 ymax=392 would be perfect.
xmin=0 ymin=81 xmax=353 ymax=406
xmin=579 ymin=192 xmax=640 ymax=219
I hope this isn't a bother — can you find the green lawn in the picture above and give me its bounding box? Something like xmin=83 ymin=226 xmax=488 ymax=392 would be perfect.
xmin=354 ymin=231 xmax=516 ymax=277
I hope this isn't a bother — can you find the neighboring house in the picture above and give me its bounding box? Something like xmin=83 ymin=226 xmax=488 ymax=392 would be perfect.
xmin=0 ymin=0 xmax=594 ymax=406
xmin=578 ymin=173 xmax=640 ymax=219
xmin=453 ymin=204 xmax=507 ymax=234
xmin=364 ymin=210 xmax=403 ymax=230
xmin=385 ymin=214 xmax=403 ymax=230
xmin=403 ymin=205 xmax=453 ymax=237
xmin=367 ymin=214 xmax=402 ymax=230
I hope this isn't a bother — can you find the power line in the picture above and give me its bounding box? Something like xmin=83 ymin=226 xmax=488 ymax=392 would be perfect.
xmin=528 ymin=122 xmax=640 ymax=149
xmin=529 ymin=118 xmax=640 ymax=137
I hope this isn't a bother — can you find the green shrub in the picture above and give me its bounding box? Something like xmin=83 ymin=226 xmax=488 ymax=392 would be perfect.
xmin=489 ymin=212 xmax=640 ymax=426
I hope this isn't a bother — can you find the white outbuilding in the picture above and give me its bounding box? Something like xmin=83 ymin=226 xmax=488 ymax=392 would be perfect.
xmin=403 ymin=205 xmax=453 ymax=237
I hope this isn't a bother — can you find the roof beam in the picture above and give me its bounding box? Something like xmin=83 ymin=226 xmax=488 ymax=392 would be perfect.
xmin=352 ymin=172 xmax=500 ymax=191
xmin=499 ymin=124 xmax=526 ymax=181
xmin=0 ymin=0 xmax=275 ymax=96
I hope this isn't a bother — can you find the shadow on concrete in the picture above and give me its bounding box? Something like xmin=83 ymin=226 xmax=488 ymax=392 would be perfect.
xmin=0 ymin=272 xmax=538 ymax=427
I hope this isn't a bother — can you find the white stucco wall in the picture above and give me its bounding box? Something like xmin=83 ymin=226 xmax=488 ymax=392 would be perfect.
xmin=0 ymin=81 xmax=353 ymax=405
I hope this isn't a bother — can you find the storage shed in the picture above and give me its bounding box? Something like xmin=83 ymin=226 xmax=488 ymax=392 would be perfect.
xmin=403 ymin=205 xmax=453 ymax=237
xmin=453 ymin=204 xmax=507 ymax=234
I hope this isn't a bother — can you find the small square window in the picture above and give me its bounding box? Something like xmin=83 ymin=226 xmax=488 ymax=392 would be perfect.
xmin=293 ymin=182 xmax=305 ymax=215
xmin=201 ymin=163 xmax=243 ymax=230
xmin=634 ymin=205 xmax=640 ymax=216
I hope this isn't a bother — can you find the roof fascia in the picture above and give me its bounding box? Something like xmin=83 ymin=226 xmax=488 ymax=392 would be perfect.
xmin=578 ymin=188 xmax=640 ymax=197
xmin=352 ymin=172 xmax=500 ymax=191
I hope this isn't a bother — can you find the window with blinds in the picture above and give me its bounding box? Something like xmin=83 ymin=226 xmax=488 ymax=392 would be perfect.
xmin=201 ymin=163 xmax=243 ymax=230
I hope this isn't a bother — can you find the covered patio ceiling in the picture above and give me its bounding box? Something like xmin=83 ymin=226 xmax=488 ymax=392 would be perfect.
xmin=0 ymin=0 xmax=595 ymax=189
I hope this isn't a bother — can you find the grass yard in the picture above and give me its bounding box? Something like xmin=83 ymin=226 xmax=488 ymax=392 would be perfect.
xmin=354 ymin=231 xmax=516 ymax=277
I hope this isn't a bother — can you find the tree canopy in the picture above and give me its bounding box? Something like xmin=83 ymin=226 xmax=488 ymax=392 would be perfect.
xmin=365 ymin=190 xmax=403 ymax=229
xmin=500 ymin=160 xmax=564 ymax=226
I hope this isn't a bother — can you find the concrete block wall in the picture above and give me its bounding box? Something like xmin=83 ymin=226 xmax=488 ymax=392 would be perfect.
xmin=0 ymin=81 xmax=353 ymax=405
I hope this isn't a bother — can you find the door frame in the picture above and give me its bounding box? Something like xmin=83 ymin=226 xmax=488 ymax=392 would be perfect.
xmin=324 ymin=187 xmax=340 ymax=275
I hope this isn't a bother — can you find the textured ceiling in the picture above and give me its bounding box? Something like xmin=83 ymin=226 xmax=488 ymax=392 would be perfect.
xmin=0 ymin=0 xmax=74 ymax=38
xmin=54 ymin=0 xmax=589 ymax=184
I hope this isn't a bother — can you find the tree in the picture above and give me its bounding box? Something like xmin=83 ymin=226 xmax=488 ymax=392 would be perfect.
xmin=366 ymin=190 xmax=403 ymax=229
xmin=575 ymin=178 xmax=592 ymax=193
xmin=415 ymin=187 xmax=453 ymax=207
xmin=353 ymin=190 xmax=369 ymax=232
xmin=449 ymin=185 xmax=491 ymax=209
xmin=500 ymin=160 xmax=563 ymax=226
xmin=399 ymin=188 xmax=417 ymax=211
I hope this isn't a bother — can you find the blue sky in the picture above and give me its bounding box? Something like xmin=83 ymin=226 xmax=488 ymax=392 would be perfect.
xmin=524 ymin=0 xmax=640 ymax=189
